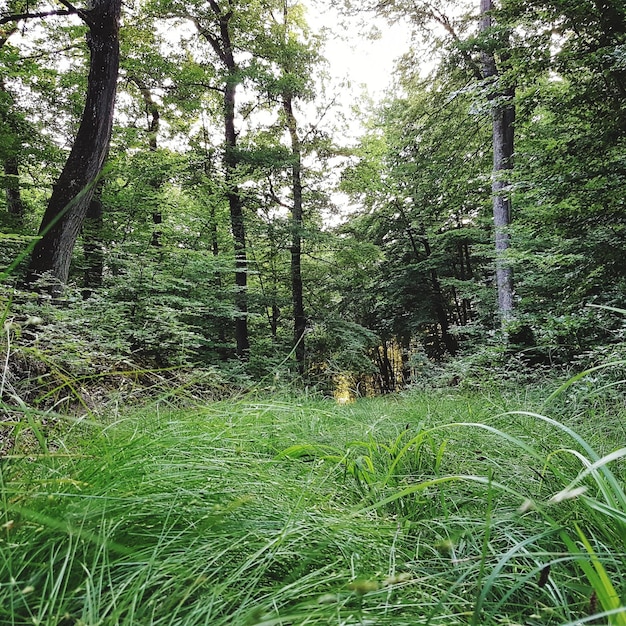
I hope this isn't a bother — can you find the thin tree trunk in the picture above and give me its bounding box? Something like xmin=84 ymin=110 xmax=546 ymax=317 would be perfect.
xmin=4 ymin=156 xmax=24 ymax=223
xmin=224 ymin=79 xmax=249 ymax=357
xmin=421 ymin=232 xmax=459 ymax=356
xmin=398 ymin=203 xmax=458 ymax=356
xmin=0 ymin=28 xmax=24 ymax=225
xmin=400 ymin=334 xmax=411 ymax=385
xmin=479 ymin=0 xmax=515 ymax=321
xmin=198 ymin=4 xmax=249 ymax=358
xmin=82 ymin=187 xmax=104 ymax=297
xmin=130 ymin=76 xmax=163 ymax=247
xmin=283 ymin=94 xmax=306 ymax=375
xmin=26 ymin=0 xmax=121 ymax=292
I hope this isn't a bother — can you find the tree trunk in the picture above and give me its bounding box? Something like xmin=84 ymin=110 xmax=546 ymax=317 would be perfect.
xmin=130 ymin=76 xmax=163 ymax=247
xmin=479 ymin=0 xmax=515 ymax=321
xmin=198 ymin=3 xmax=249 ymax=358
xmin=26 ymin=0 xmax=121 ymax=292
xmin=224 ymin=79 xmax=249 ymax=358
xmin=4 ymin=156 xmax=25 ymax=223
xmin=421 ymin=232 xmax=459 ymax=356
xmin=1 ymin=30 xmax=25 ymax=226
xmin=399 ymin=203 xmax=458 ymax=356
xmin=82 ymin=187 xmax=104 ymax=297
xmin=283 ymin=94 xmax=306 ymax=375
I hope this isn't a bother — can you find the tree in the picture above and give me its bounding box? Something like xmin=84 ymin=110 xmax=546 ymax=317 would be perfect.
xmin=340 ymin=76 xmax=492 ymax=364
xmin=191 ymin=1 xmax=250 ymax=358
xmin=271 ymin=1 xmax=316 ymax=375
xmin=478 ymin=0 xmax=514 ymax=321
xmin=1 ymin=23 xmax=25 ymax=225
xmin=14 ymin=0 xmax=123 ymax=291
xmin=282 ymin=93 xmax=306 ymax=372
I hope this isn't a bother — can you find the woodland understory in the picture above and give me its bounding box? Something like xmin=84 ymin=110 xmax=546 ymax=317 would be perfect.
xmin=0 ymin=0 xmax=625 ymax=405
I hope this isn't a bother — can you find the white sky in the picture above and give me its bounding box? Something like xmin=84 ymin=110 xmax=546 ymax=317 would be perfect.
xmin=305 ymin=4 xmax=412 ymax=101
xmin=298 ymin=5 xmax=413 ymax=223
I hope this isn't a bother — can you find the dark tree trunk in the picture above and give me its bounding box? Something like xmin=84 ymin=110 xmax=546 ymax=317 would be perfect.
xmin=399 ymin=203 xmax=458 ymax=356
xmin=130 ymin=76 xmax=163 ymax=247
xmin=479 ymin=0 xmax=515 ymax=321
xmin=82 ymin=188 xmax=104 ymax=297
xmin=374 ymin=345 xmax=393 ymax=394
xmin=421 ymin=232 xmax=459 ymax=356
xmin=1 ymin=31 xmax=25 ymax=226
xmin=4 ymin=156 xmax=24 ymax=223
xmin=224 ymin=80 xmax=249 ymax=358
xmin=283 ymin=94 xmax=306 ymax=375
xmin=198 ymin=3 xmax=249 ymax=358
xmin=400 ymin=334 xmax=411 ymax=385
xmin=26 ymin=0 xmax=121 ymax=292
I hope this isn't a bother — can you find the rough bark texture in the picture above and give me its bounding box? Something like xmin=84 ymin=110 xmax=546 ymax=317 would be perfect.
xmin=283 ymin=94 xmax=306 ymax=374
xmin=26 ymin=0 xmax=121 ymax=291
xmin=224 ymin=79 xmax=249 ymax=358
xmin=479 ymin=0 xmax=515 ymax=321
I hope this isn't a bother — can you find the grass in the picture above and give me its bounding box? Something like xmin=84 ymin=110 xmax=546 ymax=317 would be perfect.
xmin=1 ymin=388 xmax=625 ymax=625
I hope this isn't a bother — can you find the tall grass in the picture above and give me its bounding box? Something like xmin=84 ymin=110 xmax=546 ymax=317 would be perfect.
xmin=1 ymin=389 xmax=625 ymax=624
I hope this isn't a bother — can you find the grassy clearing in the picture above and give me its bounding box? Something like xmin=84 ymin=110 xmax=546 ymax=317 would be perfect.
xmin=1 ymin=389 xmax=626 ymax=625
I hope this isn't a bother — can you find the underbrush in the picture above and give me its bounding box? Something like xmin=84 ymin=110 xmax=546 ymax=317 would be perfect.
xmin=1 ymin=386 xmax=625 ymax=625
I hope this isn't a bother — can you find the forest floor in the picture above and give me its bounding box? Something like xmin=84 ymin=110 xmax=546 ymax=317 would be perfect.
xmin=2 ymin=386 xmax=626 ymax=625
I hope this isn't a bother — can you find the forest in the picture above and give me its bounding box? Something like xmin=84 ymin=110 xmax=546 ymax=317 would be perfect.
xmin=1 ymin=0 xmax=626 ymax=624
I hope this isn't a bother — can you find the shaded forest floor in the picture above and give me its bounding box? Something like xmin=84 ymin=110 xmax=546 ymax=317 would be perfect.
xmin=2 ymin=386 xmax=626 ymax=625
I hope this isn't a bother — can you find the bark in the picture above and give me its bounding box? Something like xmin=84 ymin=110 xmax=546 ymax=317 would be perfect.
xmin=82 ymin=187 xmax=104 ymax=297
xmin=400 ymin=334 xmax=411 ymax=385
xmin=479 ymin=0 xmax=515 ymax=321
xmin=374 ymin=344 xmax=394 ymax=394
xmin=224 ymin=80 xmax=249 ymax=357
xmin=130 ymin=76 xmax=163 ymax=247
xmin=1 ymin=31 xmax=25 ymax=225
xmin=420 ymin=231 xmax=459 ymax=356
xmin=198 ymin=4 xmax=249 ymax=358
xmin=4 ymin=156 xmax=25 ymax=222
xmin=26 ymin=0 xmax=121 ymax=292
xmin=283 ymin=94 xmax=306 ymax=375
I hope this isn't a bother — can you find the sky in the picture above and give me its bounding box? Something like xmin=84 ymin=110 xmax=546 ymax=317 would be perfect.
xmin=305 ymin=4 xmax=412 ymax=100
xmin=297 ymin=5 xmax=413 ymax=223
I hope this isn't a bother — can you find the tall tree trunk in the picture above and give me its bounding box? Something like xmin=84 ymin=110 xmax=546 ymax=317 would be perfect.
xmin=398 ymin=203 xmax=458 ymax=356
xmin=26 ymin=0 xmax=121 ymax=292
xmin=224 ymin=79 xmax=249 ymax=358
xmin=1 ymin=29 xmax=25 ymax=226
xmin=479 ymin=0 xmax=515 ymax=321
xmin=420 ymin=231 xmax=459 ymax=356
xmin=283 ymin=94 xmax=306 ymax=375
xmin=198 ymin=3 xmax=249 ymax=358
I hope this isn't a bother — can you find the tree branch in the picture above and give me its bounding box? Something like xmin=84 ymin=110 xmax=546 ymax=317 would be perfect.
xmin=266 ymin=175 xmax=292 ymax=210
xmin=193 ymin=17 xmax=226 ymax=63
xmin=55 ymin=0 xmax=94 ymax=28
xmin=0 ymin=24 xmax=16 ymax=47
xmin=428 ymin=6 xmax=484 ymax=81
xmin=0 ymin=9 xmax=75 ymax=25
xmin=207 ymin=0 xmax=221 ymax=15
xmin=169 ymin=80 xmax=225 ymax=94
